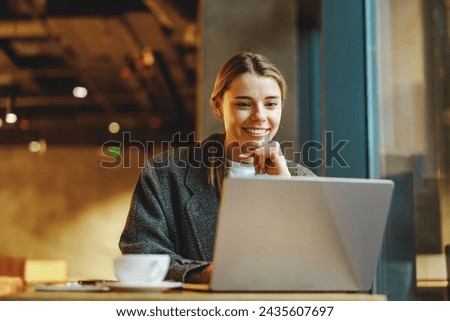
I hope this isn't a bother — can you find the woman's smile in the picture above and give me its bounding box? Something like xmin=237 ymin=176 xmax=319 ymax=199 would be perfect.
xmin=241 ymin=127 xmax=270 ymax=137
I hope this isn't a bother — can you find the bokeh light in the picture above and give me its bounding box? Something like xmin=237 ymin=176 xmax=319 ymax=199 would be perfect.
xmin=108 ymin=121 xmax=120 ymax=134
xmin=5 ymin=113 xmax=18 ymax=124
xmin=72 ymin=86 xmax=88 ymax=98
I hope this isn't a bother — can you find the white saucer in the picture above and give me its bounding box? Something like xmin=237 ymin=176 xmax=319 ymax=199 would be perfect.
xmin=105 ymin=281 xmax=182 ymax=292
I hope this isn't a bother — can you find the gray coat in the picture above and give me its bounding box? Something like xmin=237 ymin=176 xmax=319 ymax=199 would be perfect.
xmin=119 ymin=133 xmax=315 ymax=282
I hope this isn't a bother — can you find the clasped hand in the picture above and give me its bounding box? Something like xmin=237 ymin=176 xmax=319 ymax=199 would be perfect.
xmin=238 ymin=140 xmax=291 ymax=177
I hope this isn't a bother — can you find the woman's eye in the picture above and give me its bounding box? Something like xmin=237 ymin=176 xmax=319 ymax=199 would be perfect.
xmin=235 ymin=102 xmax=251 ymax=108
xmin=266 ymin=102 xmax=278 ymax=108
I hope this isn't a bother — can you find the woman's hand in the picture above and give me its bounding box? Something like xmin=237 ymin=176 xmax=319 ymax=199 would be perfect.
xmin=239 ymin=140 xmax=291 ymax=177
xmin=198 ymin=264 xmax=214 ymax=283
xmin=253 ymin=141 xmax=291 ymax=177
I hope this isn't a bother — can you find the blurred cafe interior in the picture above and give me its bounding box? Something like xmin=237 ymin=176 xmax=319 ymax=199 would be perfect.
xmin=0 ymin=0 xmax=449 ymax=300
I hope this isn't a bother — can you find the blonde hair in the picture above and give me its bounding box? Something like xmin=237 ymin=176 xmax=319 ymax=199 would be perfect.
xmin=208 ymin=51 xmax=287 ymax=194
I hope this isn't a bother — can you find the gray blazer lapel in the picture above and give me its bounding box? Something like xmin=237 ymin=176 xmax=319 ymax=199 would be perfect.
xmin=184 ymin=164 xmax=219 ymax=261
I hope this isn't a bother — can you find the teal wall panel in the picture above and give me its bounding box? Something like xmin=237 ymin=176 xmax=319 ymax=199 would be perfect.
xmin=321 ymin=0 xmax=368 ymax=178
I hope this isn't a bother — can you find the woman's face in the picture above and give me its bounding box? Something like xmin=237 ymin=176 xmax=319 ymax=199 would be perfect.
xmin=218 ymin=73 xmax=282 ymax=161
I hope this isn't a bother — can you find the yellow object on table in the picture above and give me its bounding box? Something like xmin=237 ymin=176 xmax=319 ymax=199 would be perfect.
xmin=0 ymin=256 xmax=68 ymax=284
xmin=0 ymin=276 xmax=24 ymax=297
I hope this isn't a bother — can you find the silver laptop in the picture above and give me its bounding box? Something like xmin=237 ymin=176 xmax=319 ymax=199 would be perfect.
xmin=186 ymin=175 xmax=394 ymax=292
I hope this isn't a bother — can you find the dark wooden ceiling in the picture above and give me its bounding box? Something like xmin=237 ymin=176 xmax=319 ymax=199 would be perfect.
xmin=0 ymin=0 xmax=197 ymax=145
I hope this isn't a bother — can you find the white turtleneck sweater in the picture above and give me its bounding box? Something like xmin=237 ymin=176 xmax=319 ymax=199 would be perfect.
xmin=226 ymin=159 xmax=258 ymax=177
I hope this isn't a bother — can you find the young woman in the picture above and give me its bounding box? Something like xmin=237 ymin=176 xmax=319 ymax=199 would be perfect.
xmin=119 ymin=51 xmax=315 ymax=282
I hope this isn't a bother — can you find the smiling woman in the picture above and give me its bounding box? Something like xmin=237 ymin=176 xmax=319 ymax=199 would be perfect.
xmin=218 ymin=74 xmax=282 ymax=161
xmin=208 ymin=52 xmax=293 ymax=186
xmin=118 ymin=51 xmax=316 ymax=283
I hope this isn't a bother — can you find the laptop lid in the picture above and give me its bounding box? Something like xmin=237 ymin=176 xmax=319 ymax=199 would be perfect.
xmin=209 ymin=176 xmax=394 ymax=292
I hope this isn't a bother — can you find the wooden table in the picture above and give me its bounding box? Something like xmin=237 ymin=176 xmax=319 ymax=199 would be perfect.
xmin=416 ymin=254 xmax=449 ymax=300
xmin=2 ymin=285 xmax=386 ymax=301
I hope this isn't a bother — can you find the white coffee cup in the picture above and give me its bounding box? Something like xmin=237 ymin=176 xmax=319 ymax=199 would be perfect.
xmin=114 ymin=254 xmax=170 ymax=284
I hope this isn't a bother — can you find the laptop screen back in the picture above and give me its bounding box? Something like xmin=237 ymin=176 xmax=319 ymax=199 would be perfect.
xmin=210 ymin=176 xmax=394 ymax=292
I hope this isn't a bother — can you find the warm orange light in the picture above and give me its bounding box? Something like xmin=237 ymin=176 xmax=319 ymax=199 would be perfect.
xmin=120 ymin=67 xmax=132 ymax=78
xmin=19 ymin=119 xmax=30 ymax=130
xmin=142 ymin=48 xmax=155 ymax=67
xmin=149 ymin=116 xmax=161 ymax=129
